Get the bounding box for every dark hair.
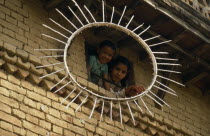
[109,56,132,87]
[99,40,116,52]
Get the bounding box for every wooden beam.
[185,72,209,85]
[95,0,210,71]
[45,0,64,9]
[171,30,188,43]
[144,0,210,44]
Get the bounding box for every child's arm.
[87,56,94,80]
[125,85,145,97]
[103,74,111,91]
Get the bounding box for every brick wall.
[0,0,210,136]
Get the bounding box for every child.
[88,40,116,90]
[108,56,145,97]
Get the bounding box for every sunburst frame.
[35,0,185,125]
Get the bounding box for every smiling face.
[111,63,128,84]
[97,46,115,64]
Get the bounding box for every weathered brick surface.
[0,128,17,136]
[46,114,68,128]
[0,121,13,132]
[23,120,48,135]
[0,0,209,136]
[0,110,21,127]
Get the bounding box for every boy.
[88,40,116,90]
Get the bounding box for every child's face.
[111,63,128,83]
[98,46,115,64]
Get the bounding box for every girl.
[108,56,145,97]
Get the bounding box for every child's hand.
[125,85,145,97]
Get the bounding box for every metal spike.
[50,74,68,90]
[134,100,143,113]
[100,100,104,122]
[62,87,77,105]
[118,6,127,25]
[54,81,72,93]
[110,101,113,121]
[36,62,64,69]
[153,52,169,54]
[56,8,78,29]
[126,101,135,125]
[157,75,185,87]
[146,94,163,107]
[132,23,144,32]
[153,85,177,96]
[126,15,134,28]
[49,18,73,34]
[150,91,171,108]
[42,34,66,44]
[119,102,123,124]
[155,57,178,61]
[140,97,153,117]
[144,35,161,42]
[75,95,88,112]
[40,68,65,79]
[72,0,90,23]
[84,5,96,22]
[34,49,64,51]
[42,24,68,39]
[149,40,172,47]
[68,6,84,26]
[102,0,105,22]
[110,7,115,23]
[138,25,150,36]
[155,80,176,93]
[157,63,182,66]
[66,89,83,109]
[89,98,97,119]
[158,69,181,74]
[39,55,63,58]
